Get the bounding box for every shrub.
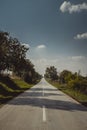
[68,79,87,94]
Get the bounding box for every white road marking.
[43,88,44,96]
[43,105,46,122]
[42,85,44,96]
[42,84,46,122]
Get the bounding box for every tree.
[45,66,58,80]
[0,31,9,72]
[44,67,50,78]
[0,30,42,83]
[0,32,29,74]
[59,70,72,84]
[18,59,42,83]
[8,37,29,74]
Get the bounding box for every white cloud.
[74,32,87,40]
[69,56,85,61]
[60,1,71,13]
[37,44,46,49]
[32,56,87,75]
[60,1,87,13]
[22,43,30,48]
[31,56,87,76]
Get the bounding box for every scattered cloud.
[31,56,87,76]
[37,44,46,49]
[74,32,87,40]
[60,1,87,13]
[22,43,30,48]
[69,56,85,61]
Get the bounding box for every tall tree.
[0,31,9,72]
[45,66,58,80]
[59,70,72,84]
[8,37,29,73]
[0,30,42,83]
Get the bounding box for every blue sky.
[0,0,87,75]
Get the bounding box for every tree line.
[45,66,87,94]
[0,31,42,83]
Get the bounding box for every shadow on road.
[21,91,63,97]
[7,91,87,112]
[31,88,58,91]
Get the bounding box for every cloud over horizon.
[36,44,46,49]
[69,56,86,61]
[31,56,87,76]
[74,32,87,40]
[60,1,87,13]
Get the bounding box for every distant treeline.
[0,31,42,83]
[44,66,87,94]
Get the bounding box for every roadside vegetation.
[44,66,87,107]
[0,74,34,107]
[0,31,42,106]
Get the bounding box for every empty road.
[0,78,87,130]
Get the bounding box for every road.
[0,78,87,130]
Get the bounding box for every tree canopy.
[0,31,42,83]
[45,66,58,80]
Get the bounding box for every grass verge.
[47,79,87,107]
[0,76,34,107]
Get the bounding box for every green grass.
[13,79,33,89]
[47,79,87,107]
[0,76,34,107]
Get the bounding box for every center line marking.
[43,105,46,122]
[42,85,44,96]
[43,88,44,96]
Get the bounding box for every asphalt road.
[0,78,87,130]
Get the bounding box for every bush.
[68,79,87,94]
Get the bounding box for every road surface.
[0,78,87,130]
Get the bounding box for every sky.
[0,0,87,75]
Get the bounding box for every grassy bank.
[47,79,87,107]
[0,75,34,107]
